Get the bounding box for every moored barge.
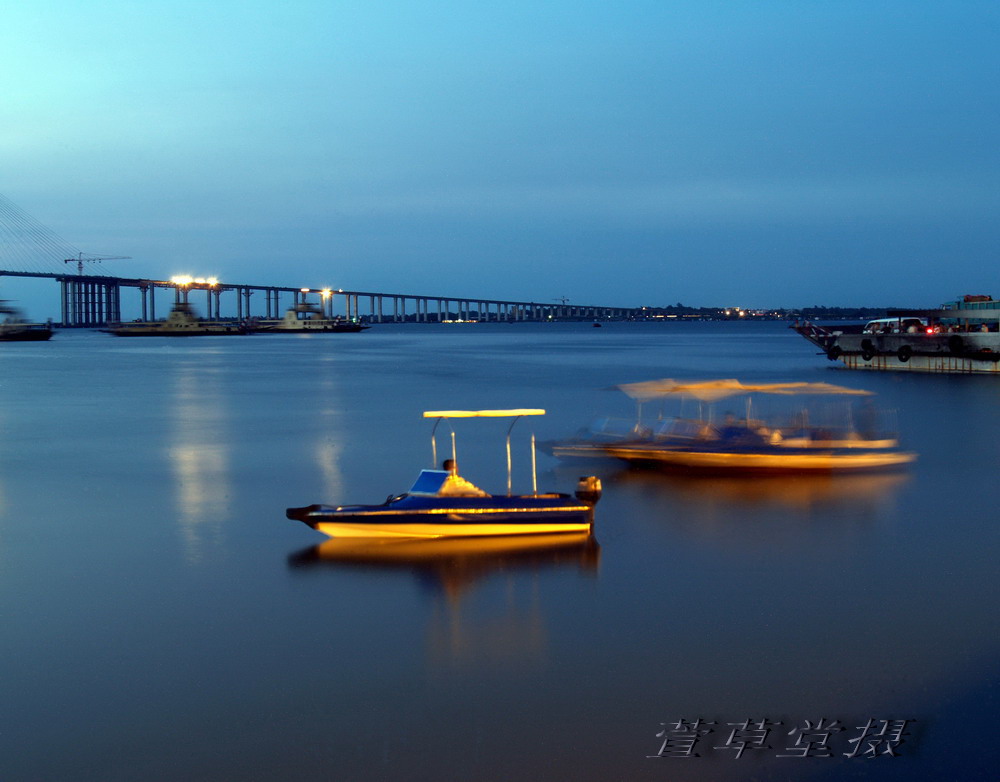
[792,295,1000,374]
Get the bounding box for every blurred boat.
[106,302,252,336]
[287,409,602,538]
[257,302,369,333]
[0,302,53,341]
[550,379,916,474]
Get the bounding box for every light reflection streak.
[169,364,231,564]
[312,372,346,502]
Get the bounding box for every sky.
[1,0,998,316]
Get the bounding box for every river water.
[0,322,995,781]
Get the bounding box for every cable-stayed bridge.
[0,193,635,326]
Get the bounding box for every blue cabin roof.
[408,469,450,496]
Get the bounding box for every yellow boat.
[287,409,602,538]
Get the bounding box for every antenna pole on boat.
[505,415,523,497]
[428,417,458,469]
[430,417,441,466]
[531,433,538,495]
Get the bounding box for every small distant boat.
[548,379,916,473]
[0,302,53,341]
[106,302,252,336]
[287,409,602,538]
[258,303,369,334]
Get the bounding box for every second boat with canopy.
[550,379,916,473]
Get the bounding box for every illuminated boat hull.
[287,496,595,539]
[605,444,916,473]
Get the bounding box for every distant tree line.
[634,304,889,321]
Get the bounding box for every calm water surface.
[0,323,996,781]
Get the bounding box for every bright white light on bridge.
[171,275,219,286]
[300,288,310,293]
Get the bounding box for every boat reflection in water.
[596,466,909,552]
[289,532,600,600]
[289,533,600,667]
[612,468,909,512]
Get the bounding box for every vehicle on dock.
[287,409,602,539]
[0,302,53,341]
[105,302,253,336]
[546,379,916,474]
[792,295,1000,373]
[257,303,369,333]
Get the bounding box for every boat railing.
[584,417,650,440]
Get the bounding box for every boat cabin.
[407,469,489,498]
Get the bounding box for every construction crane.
[63,252,132,275]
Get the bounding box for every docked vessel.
[287,409,602,538]
[547,379,916,474]
[0,302,53,341]
[106,302,253,336]
[792,295,1000,373]
[258,303,369,333]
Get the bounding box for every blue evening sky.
[1,0,997,313]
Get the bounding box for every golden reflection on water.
[290,533,600,667]
[624,470,910,511]
[601,467,910,550]
[169,364,232,564]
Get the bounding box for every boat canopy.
[615,379,874,402]
[423,409,546,418]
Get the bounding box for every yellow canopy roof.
[615,379,873,402]
[423,409,546,418]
